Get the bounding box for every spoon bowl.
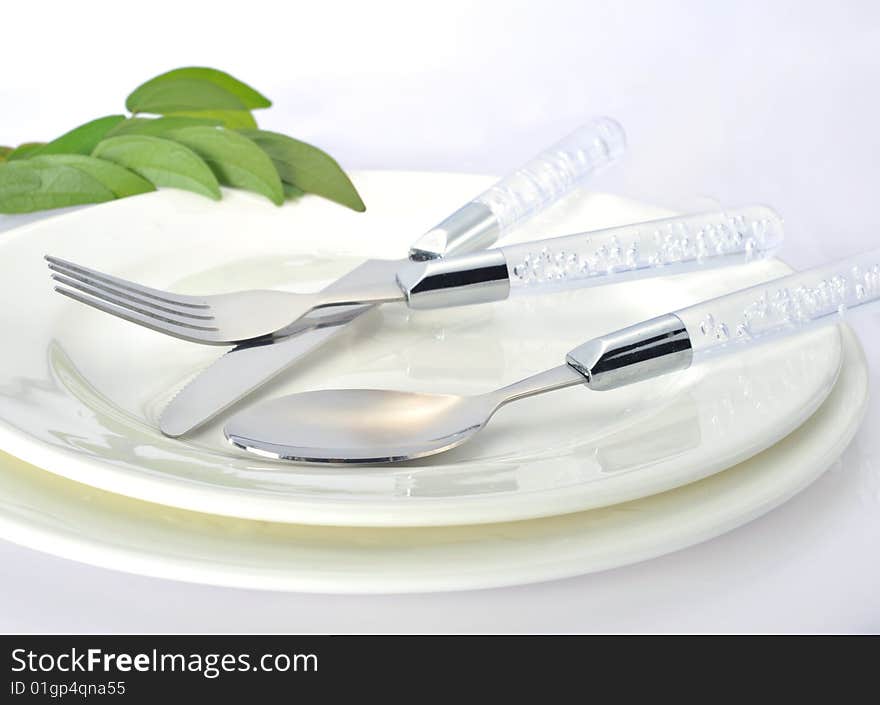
[225,365,585,464]
[225,389,500,464]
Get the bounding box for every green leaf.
[107,116,224,136]
[0,146,11,162]
[238,129,365,212]
[126,67,270,114]
[166,126,283,205]
[127,80,246,114]
[27,154,155,198]
[165,109,257,129]
[283,182,305,201]
[6,142,46,161]
[0,160,115,214]
[29,115,126,157]
[92,135,220,200]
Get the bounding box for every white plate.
[0,327,867,593]
[0,172,842,526]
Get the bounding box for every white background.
[1,0,878,632]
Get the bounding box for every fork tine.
[45,255,209,309]
[53,286,225,344]
[51,274,219,331]
[48,269,215,322]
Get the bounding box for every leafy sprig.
[0,67,365,214]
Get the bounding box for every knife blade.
[159,118,627,436]
[159,259,397,437]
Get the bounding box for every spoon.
[225,250,880,464]
[225,364,585,463]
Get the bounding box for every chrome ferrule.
[566,313,693,390]
[408,202,501,260]
[396,250,511,310]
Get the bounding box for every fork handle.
[502,205,782,292]
[566,249,880,390]
[397,206,783,309]
[408,118,626,260]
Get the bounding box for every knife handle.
[565,249,880,390]
[408,118,626,260]
[398,206,784,309]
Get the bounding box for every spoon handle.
[566,250,880,390]
[676,249,880,361]
[409,118,626,260]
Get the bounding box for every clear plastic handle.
[676,249,880,361]
[409,118,626,259]
[503,205,784,293]
[475,117,626,232]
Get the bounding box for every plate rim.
[0,327,868,594]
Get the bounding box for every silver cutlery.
[224,249,880,464]
[161,205,782,437]
[47,204,781,345]
[55,119,630,436]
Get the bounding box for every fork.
[46,206,784,345]
[46,255,375,345]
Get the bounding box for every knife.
[159,118,627,437]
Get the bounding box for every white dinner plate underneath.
[0,172,842,526]
[0,328,867,593]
